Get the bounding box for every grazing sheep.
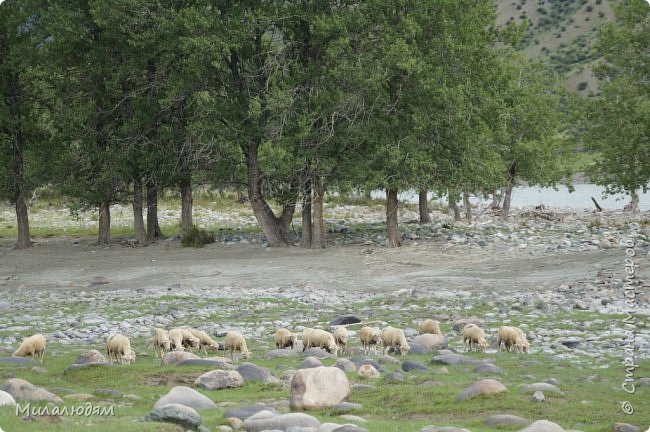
[187,328,220,354]
[419,319,442,335]
[12,334,46,364]
[462,324,487,352]
[223,331,249,362]
[333,327,349,355]
[359,326,382,355]
[497,326,529,353]
[381,326,410,356]
[168,328,200,352]
[152,328,171,358]
[274,328,297,350]
[302,328,338,355]
[106,333,136,364]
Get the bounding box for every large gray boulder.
[242,410,320,432]
[161,351,199,366]
[1,378,63,403]
[0,390,16,407]
[290,366,350,410]
[195,370,244,390]
[413,334,448,351]
[153,386,217,410]
[237,363,280,384]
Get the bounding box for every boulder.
[243,410,320,432]
[401,360,430,372]
[334,358,356,373]
[457,379,507,401]
[290,366,350,410]
[300,356,323,369]
[0,389,16,407]
[613,423,640,432]
[485,414,529,426]
[1,378,63,403]
[195,370,244,390]
[519,383,563,394]
[432,354,484,366]
[161,351,199,366]
[237,363,279,384]
[357,364,380,379]
[474,363,503,374]
[329,315,361,326]
[223,404,278,420]
[148,403,202,429]
[519,420,565,432]
[413,334,447,351]
[74,350,107,364]
[153,386,217,410]
[176,358,235,369]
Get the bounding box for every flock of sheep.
[9,319,529,365]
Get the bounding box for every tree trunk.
[246,142,294,247]
[418,189,431,224]
[463,191,472,223]
[12,126,31,249]
[180,174,193,235]
[502,182,514,220]
[301,176,312,248]
[9,75,31,249]
[448,188,461,221]
[624,191,640,213]
[146,180,163,242]
[501,161,516,220]
[97,201,111,244]
[311,174,326,249]
[386,188,401,248]
[489,189,502,210]
[132,177,146,245]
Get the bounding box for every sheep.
[462,323,487,352]
[152,328,171,358]
[332,327,349,355]
[106,333,136,364]
[168,328,200,352]
[419,319,442,335]
[380,326,410,356]
[187,328,220,354]
[223,330,249,362]
[497,326,529,353]
[302,328,338,355]
[274,328,297,350]
[359,326,382,355]
[12,334,46,364]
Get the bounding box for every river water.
[375,184,650,212]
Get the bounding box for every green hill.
[496,0,617,95]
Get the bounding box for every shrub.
[181,225,216,248]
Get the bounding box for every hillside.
[496,0,618,95]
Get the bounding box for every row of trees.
[1,0,647,249]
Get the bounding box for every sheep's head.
[161,338,171,351]
[125,350,136,363]
[327,341,339,354]
[290,334,298,345]
[241,350,250,360]
[400,342,411,355]
[515,338,529,353]
[189,336,200,348]
[478,337,488,352]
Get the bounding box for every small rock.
[532,391,545,403]
[485,414,529,426]
[458,379,507,401]
[161,351,200,366]
[331,425,368,432]
[243,411,320,432]
[357,364,380,379]
[148,403,202,429]
[73,350,107,365]
[90,276,111,286]
[237,363,279,384]
[520,383,563,394]
[420,426,471,432]
[334,358,356,373]
[413,334,447,351]
[519,420,565,432]
[331,402,363,413]
[401,360,430,372]
[195,370,244,390]
[0,378,63,403]
[432,354,484,365]
[176,358,235,369]
[154,386,217,410]
[613,423,640,432]
[223,404,278,420]
[300,356,323,369]
[474,363,503,374]
[329,315,361,326]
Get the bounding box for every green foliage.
[584,0,650,195]
[180,225,215,248]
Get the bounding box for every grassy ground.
[1,293,648,431]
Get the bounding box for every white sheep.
[223,330,249,362]
[12,334,46,364]
[332,327,349,356]
[274,328,297,350]
[302,328,338,355]
[187,328,220,354]
[359,326,382,355]
[106,333,136,364]
[497,326,529,353]
[168,328,200,352]
[462,323,487,352]
[381,326,410,356]
[419,319,442,335]
[152,328,171,358]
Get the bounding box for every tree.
[586,0,649,210]
[0,0,50,249]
